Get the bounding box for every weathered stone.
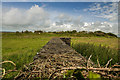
[34,38,77,60]
[60,38,71,46]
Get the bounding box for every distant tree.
[107,33,117,37]
[53,31,57,33]
[16,31,19,33]
[21,31,24,33]
[16,31,20,34]
[88,31,93,34]
[72,30,77,33]
[24,30,29,33]
[34,30,43,34]
[65,31,69,33]
[80,31,87,34]
[88,32,94,36]
[94,31,106,36]
[23,30,32,33]
[94,31,103,33]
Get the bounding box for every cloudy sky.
[2,2,118,34]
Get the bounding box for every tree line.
[16,30,117,37]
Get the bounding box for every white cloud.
[3,4,50,30]
[55,13,73,26]
[47,23,74,31]
[84,21,118,34]
[2,3,118,35]
[84,2,118,22]
[55,13,84,28]
[73,16,83,26]
[44,20,118,35]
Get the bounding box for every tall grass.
[72,43,118,66]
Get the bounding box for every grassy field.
[71,37,118,49]
[2,32,118,79]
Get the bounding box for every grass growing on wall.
[72,42,118,66]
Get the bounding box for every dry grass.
[71,37,118,49]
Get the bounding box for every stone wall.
[16,37,94,79]
[34,38,77,60]
[60,38,71,46]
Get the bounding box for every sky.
[1,0,119,2]
[1,2,119,35]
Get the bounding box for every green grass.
[2,33,118,79]
[72,42,118,66]
[3,38,50,66]
[2,34,52,78]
